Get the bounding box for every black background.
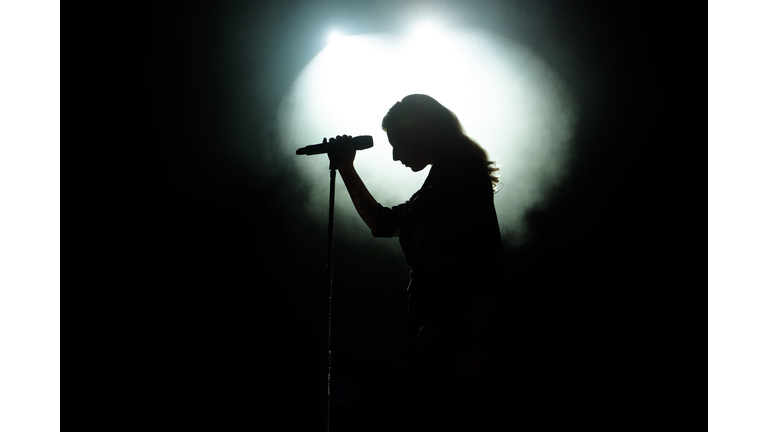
[109,0,694,429]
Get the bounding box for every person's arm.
[325,135,379,233]
[337,162,379,233]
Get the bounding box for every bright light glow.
[328,31,343,44]
[279,29,578,245]
[409,21,443,44]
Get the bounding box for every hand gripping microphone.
[295,135,373,155]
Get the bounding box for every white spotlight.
[410,21,442,43]
[328,31,343,44]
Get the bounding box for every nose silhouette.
[393,147,401,162]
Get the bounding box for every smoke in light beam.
[279,28,578,247]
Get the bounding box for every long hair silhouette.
[381,94,501,191]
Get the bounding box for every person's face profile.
[387,129,430,172]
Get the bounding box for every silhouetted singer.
[325,94,503,432]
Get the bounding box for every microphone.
[295,135,373,155]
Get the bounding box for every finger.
[323,138,328,143]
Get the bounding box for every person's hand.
[455,346,483,383]
[453,329,483,383]
[325,135,356,170]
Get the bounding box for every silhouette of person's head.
[382,95,500,190]
[381,94,455,172]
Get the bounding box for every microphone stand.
[296,138,373,432]
[324,161,337,432]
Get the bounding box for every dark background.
[111,0,693,429]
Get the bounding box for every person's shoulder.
[430,157,490,195]
[447,156,489,183]
[436,154,483,174]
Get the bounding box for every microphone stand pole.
[324,163,337,432]
[296,139,372,431]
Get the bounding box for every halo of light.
[328,31,343,44]
[409,21,443,44]
[279,29,578,244]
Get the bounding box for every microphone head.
[352,135,374,150]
